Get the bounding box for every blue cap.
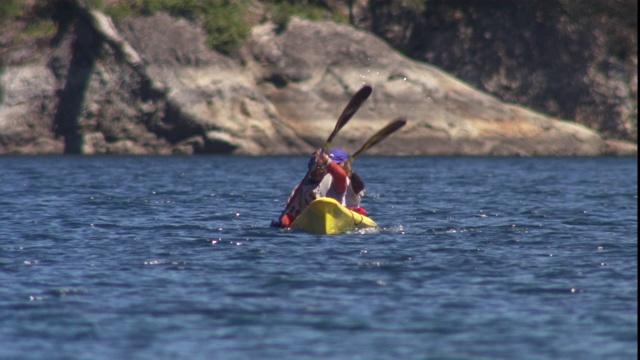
[328,149,349,164]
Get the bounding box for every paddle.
[347,117,407,166]
[294,84,372,184]
[274,85,372,225]
[322,84,373,152]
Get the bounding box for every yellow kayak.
[290,197,377,235]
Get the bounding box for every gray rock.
[243,18,619,156]
[0,11,635,156]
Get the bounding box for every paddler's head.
[327,149,349,164]
[328,148,352,174]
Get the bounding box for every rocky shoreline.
[0,5,636,156]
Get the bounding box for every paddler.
[317,149,367,213]
[270,148,367,228]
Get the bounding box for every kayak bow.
[289,197,377,235]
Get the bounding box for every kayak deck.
[289,197,377,235]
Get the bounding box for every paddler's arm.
[326,160,348,194]
[350,171,365,195]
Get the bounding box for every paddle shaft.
[322,84,372,152]
[295,84,372,182]
[348,118,407,165]
[280,85,373,221]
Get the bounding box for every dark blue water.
[0,156,636,359]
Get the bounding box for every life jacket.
[319,171,365,208]
[317,174,348,205]
[316,174,363,207]
[281,179,320,219]
[277,161,348,224]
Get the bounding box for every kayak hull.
[290,198,377,235]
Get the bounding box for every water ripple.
[0,156,636,360]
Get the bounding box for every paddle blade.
[350,118,407,161]
[324,84,372,150]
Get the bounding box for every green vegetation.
[1,0,56,41]
[22,18,57,38]
[0,0,24,20]
[104,0,212,18]
[3,0,422,55]
[99,1,252,54]
[202,2,251,55]
[265,1,346,32]
[100,0,344,54]
[2,0,348,55]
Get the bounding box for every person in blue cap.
[318,149,366,210]
[271,148,367,228]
